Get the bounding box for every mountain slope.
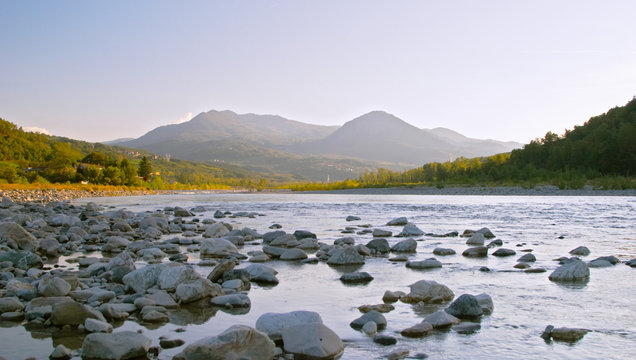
[290,111,521,164]
[120,110,337,149]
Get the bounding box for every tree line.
[0,118,260,189]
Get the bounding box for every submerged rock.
[256,311,323,342]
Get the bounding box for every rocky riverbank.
[0,197,634,360]
[0,188,157,203]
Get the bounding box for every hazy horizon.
[2,0,635,144]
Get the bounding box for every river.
[2,193,635,359]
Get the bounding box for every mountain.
[290,111,521,164]
[118,109,521,181]
[120,110,337,149]
[101,137,134,145]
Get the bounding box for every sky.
[1,0,635,144]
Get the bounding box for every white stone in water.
[362,321,377,336]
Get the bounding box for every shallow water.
[2,193,635,360]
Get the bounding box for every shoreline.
[302,185,636,196]
[1,184,634,204]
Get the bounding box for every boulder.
[518,253,536,262]
[625,259,636,267]
[175,325,274,360]
[358,304,395,313]
[210,293,251,308]
[242,264,279,284]
[340,272,374,284]
[203,223,231,238]
[462,247,488,258]
[200,238,239,258]
[387,217,408,226]
[81,331,151,360]
[366,238,391,253]
[406,258,442,269]
[280,248,308,261]
[139,247,167,262]
[373,335,397,346]
[398,224,424,237]
[492,248,516,257]
[101,236,130,253]
[569,246,590,256]
[122,263,167,294]
[350,310,387,330]
[38,276,72,297]
[159,265,200,291]
[85,318,113,333]
[549,258,590,282]
[547,327,589,342]
[0,250,42,270]
[282,323,345,360]
[49,344,72,360]
[38,238,60,257]
[382,290,405,303]
[391,238,417,253]
[173,206,193,217]
[50,301,106,326]
[105,252,136,283]
[0,297,24,313]
[256,311,323,342]
[293,230,317,240]
[176,279,223,304]
[327,246,365,265]
[424,310,460,328]
[400,321,433,337]
[465,233,485,246]
[372,229,392,238]
[445,294,483,318]
[401,280,454,304]
[433,247,456,256]
[346,216,361,221]
[207,260,235,283]
[362,321,377,336]
[99,303,135,321]
[0,222,36,251]
[475,293,494,314]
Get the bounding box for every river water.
[2,193,635,359]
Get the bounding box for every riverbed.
[2,193,635,359]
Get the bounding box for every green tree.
[138,156,152,181]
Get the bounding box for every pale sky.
[1,0,635,144]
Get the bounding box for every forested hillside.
[293,98,636,190]
[0,118,257,188]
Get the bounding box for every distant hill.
[289,111,521,164]
[119,109,521,180]
[120,110,337,148]
[101,137,134,145]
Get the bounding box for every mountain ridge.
[114,109,522,180]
